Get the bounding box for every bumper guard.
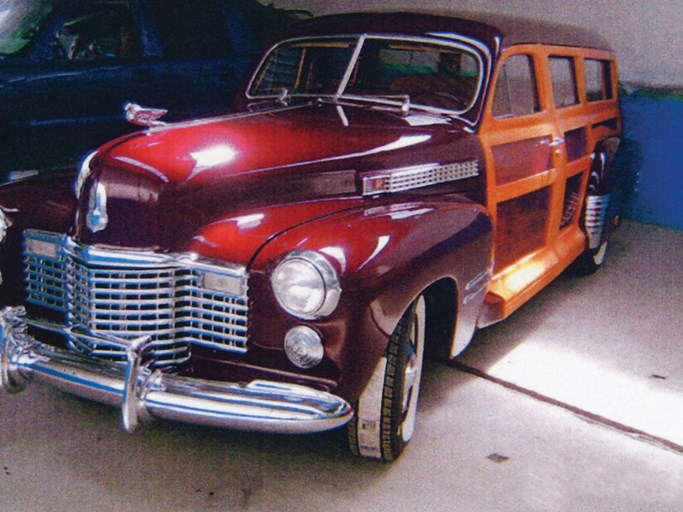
[0,306,352,434]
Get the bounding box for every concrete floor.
[1,220,682,511]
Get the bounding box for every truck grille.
[23,230,249,367]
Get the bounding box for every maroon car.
[0,12,621,461]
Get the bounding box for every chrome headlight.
[74,151,97,199]
[271,250,341,320]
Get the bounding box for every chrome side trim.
[362,160,479,196]
[0,306,353,434]
[585,194,610,249]
[464,268,491,305]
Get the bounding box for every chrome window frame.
[246,32,492,125]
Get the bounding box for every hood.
[98,102,464,184]
[77,102,476,252]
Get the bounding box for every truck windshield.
[249,36,483,114]
[0,0,54,56]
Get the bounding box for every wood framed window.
[549,56,579,108]
[585,59,614,102]
[492,54,540,118]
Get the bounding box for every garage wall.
[276,0,683,88]
[273,0,683,230]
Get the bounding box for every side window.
[492,54,540,118]
[0,1,54,57]
[549,56,579,108]
[53,3,139,61]
[585,59,614,101]
[146,0,233,59]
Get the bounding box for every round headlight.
[285,326,324,369]
[271,250,341,320]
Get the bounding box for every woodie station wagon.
[0,12,621,461]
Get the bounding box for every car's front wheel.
[348,295,426,462]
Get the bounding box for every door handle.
[549,136,565,147]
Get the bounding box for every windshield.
[0,0,54,56]
[249,36,484,113]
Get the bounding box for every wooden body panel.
[478,45,621,324]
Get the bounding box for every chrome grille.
[25,250,68,312]
[178,289,249,349]
[23,230,249,367]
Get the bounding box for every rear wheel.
[573,149,611,276]
[573,239,608,276]
[348,295,426,462]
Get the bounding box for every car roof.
[282,11,614,54]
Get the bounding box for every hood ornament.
[124,102,168,127]
[86,183,109,233]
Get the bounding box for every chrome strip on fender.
[362,160,479,196]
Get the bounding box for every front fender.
[250,196,492,402]
[184,198,362,266]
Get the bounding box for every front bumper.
[0,306,352,434]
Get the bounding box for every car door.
[17,0,143,170]
[478,47,569,320]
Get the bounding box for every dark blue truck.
[0,0,308,180]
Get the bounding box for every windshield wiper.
[333,94,408,109]
[334,94,465,121]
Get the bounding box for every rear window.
[492,54,540,118]
[585,59,613,102]
[549,56,579,108]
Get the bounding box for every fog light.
[285,326,324,369]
